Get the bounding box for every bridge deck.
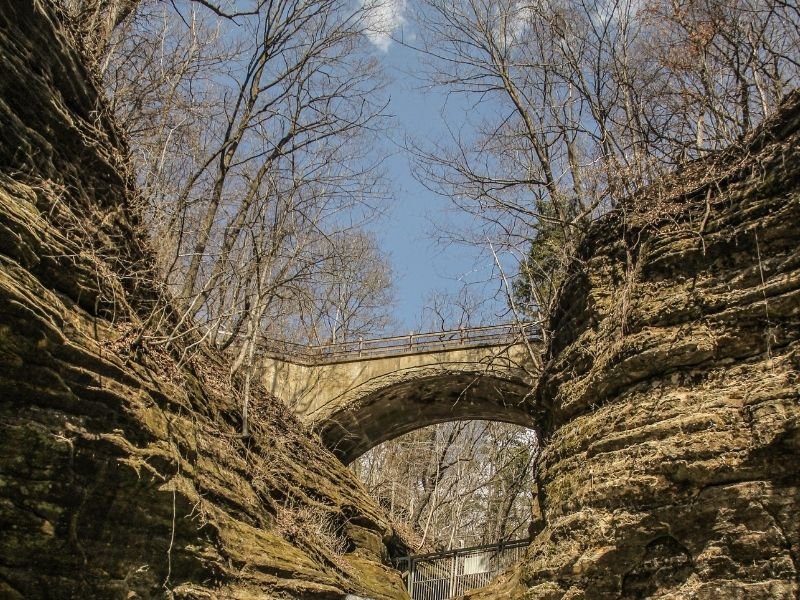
[260,322,540,365]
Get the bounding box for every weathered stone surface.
[261,343,535,462]
[0,2,406,598]
[467,94,800,598]
[263,343,533,423]
[522,94,800,598]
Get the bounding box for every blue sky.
[379,42,449,331]
[374,44,469,333]
[366,29,508,334]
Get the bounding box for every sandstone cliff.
[0,2,407,598]
[471,94,800,599]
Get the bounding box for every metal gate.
[393,539,528,600]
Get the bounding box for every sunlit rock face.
[518,94,800,599]
[0,3,406,598]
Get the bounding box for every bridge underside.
[316,373,535,463]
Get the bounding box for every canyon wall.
[0,2,406,598]
[2,2,799,599]
[484,93,800,599]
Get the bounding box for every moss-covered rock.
[521,94,800,599]
[0,2,406,598]
[469,94,800,599]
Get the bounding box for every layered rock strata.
[0,2,406,598]
[512,94,800,598]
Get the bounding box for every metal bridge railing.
[260,322,540,365]
[393,539,529,600]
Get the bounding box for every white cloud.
[494,1,535,48]
[361,0,407,52]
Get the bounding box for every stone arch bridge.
[260,324,541,462]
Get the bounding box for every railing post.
[260,321,538,363]
[408,558,414,599]
[496,540,503,573]
[450,552,458,598]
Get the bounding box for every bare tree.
[640,0,800,155]
[138,0,389,318]
[408,0,800,320]
[353,421,537,550]
[80,0,395,344]
[288,230,396,345]
[56,0,398,436]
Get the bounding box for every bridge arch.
[259,325,540,463]
[317,367,535,463]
